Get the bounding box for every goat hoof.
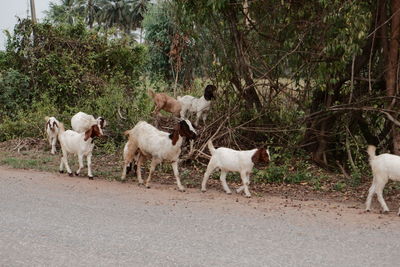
[68,172,73,177]
[226,192,232,195]
[365,209,371,213]
[146,185,151,189]
[201,189,207,193]
[178,188,186,192]
[59,170,64,174]
[88,176,94,180]
[382,210,389,214]
[75,172,79,176]
[245,195,252,198]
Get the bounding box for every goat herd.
[44,85,400,215]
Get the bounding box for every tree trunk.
[225,5,262,109]
[383,0,400,154]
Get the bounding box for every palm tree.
[132,0,150,42]
[86,0,100,28]
[45,0,86,25]
[97,0,134,33]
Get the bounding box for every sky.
[0,0,53,50]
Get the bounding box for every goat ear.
[169,131,179,145]
[84,127,92,141]
[251,148,265,164]
[168,122,182,145]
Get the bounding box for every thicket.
[0,19,150,146]
[2,0,400,188]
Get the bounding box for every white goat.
[57,122,103,179]
[201,140,270,197]
[45,116,60,154]
[178,85,216,126]
[71,111,106,134]
[366,145,400,215]
[121,120,197,191]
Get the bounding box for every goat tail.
[207,140,216,155]
[367,145,376,160]
[147,89,156,99]
[124,130,130,137]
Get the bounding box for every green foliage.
[0,19,149,142]
[142,1,174,79]
[0,69,31,119]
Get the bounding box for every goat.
[147,89,181,117]
[366,145,400,215]
[57,122,103,179]
[178,84,216,126]
[45,116,60,155]
[121,120,196,191]
[201,140,270,197]
[71,111,106,134]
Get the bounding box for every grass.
[0,155,55,172]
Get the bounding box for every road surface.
[1,166,400,266]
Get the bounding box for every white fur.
[366,145,400,215]
[58,123,101,178]
[45,116,60,155]
[201,140,270,197]
[71,111,105,134]
[178,95,211,126]
[121,120,196,191]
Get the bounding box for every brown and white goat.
[201,140,270,197]
[45,116,60,154]
[121,120,196,191]
[148,89,181,117]
[71,111,106,134]
[58,123,103,179]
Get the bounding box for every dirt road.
[1,166,399,266]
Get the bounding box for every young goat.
[121,120,196,191]
[366,145,400,215]
[147,89,182,117]
[178,84,216,126]
[201,140,270,197]
[57,122,103,179]
[71,111,106,134]
[45,116,60,154]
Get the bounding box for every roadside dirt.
[1,137,400,222]
[0,164,399,230]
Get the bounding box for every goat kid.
[45,116,60,154]
[147,89,181,117]
[366,145,400,215]
[58,122,103,179]
[121,120,196,191]
[201,140,270,197]
[178,84,216,126]
[71,111,106,134]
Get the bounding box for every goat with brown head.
[84,124,103,142]
[251,148,270,167]
[169,119,197,145]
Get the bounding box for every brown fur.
[169,120,197,145]
[251,148,270,165]
[84,125,102,141]
[148,89,181,116]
